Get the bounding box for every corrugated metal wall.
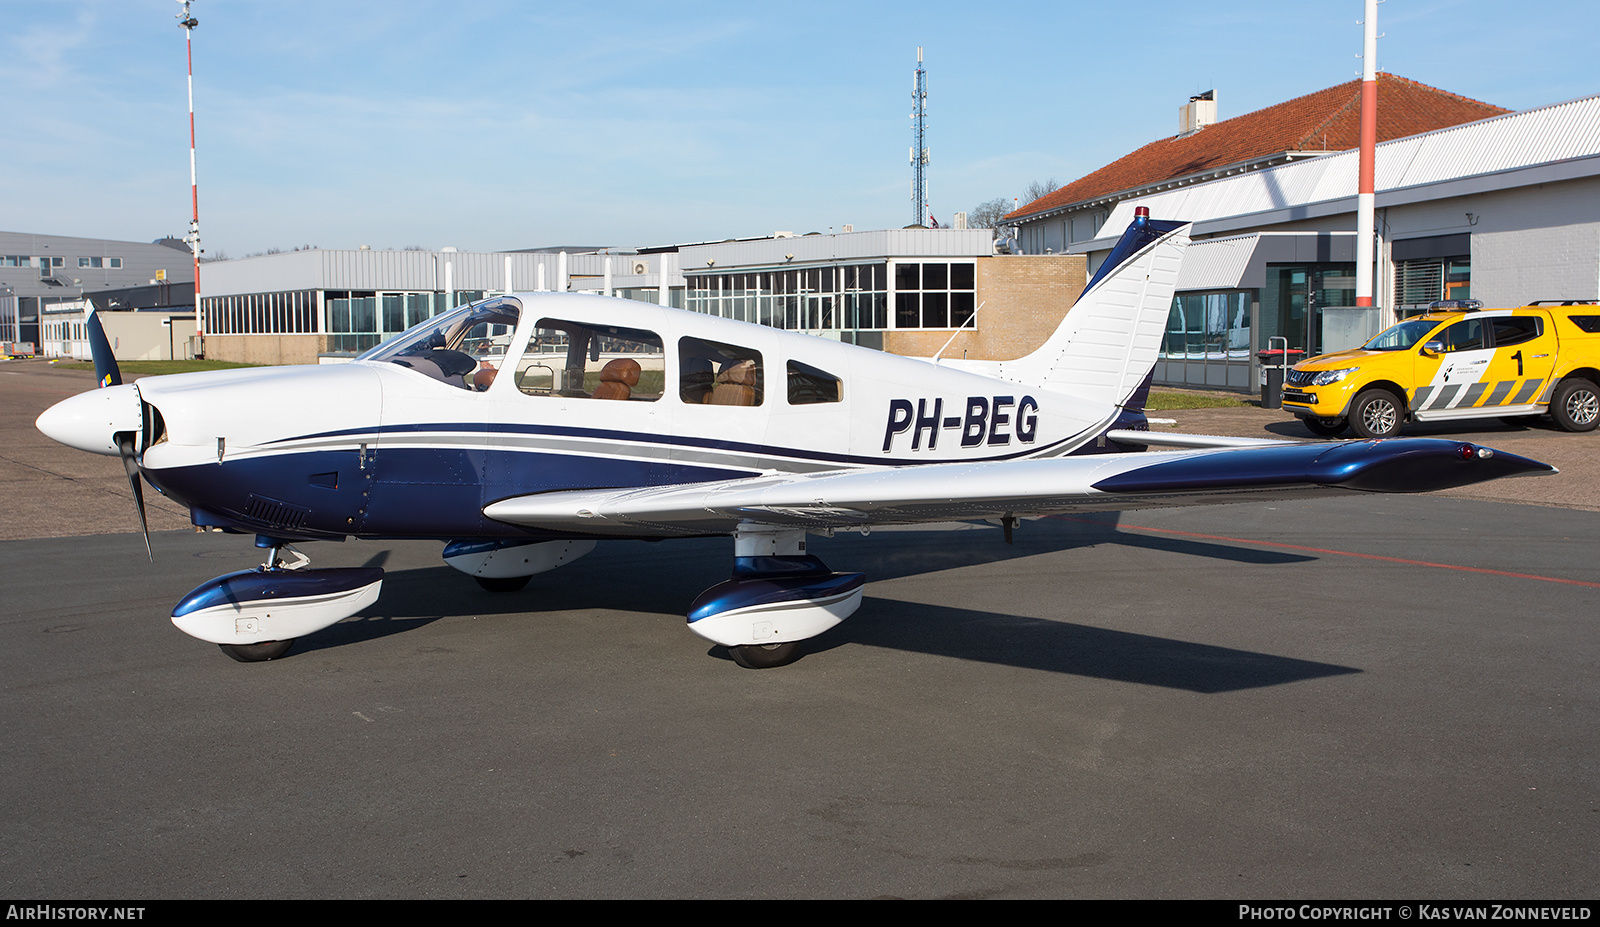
[678,229,994,272]
[202,249,621,296]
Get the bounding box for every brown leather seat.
[593,358,642,401]
[707,359,758,406]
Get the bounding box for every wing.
[483,438,1553,538]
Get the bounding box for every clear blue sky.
[4,0,1597,256]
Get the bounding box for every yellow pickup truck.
[1282,300,1600,439]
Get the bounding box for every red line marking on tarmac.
[1057,517,1600,589]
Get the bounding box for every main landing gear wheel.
[1302,416,1348,437]
[1349,389,1404,439]
[219,639,296,663]
[1551,378,1600,432]
[475,575,532,592]
[728,641,801,669]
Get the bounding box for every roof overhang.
[1006,150,1335,225]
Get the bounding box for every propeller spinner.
[33,312,153,558]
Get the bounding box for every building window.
[893,261,976,329]
[685,264,889,333]
[315,291,482,353]
[1394,257,1470,314]
[1156,290,1254,392]
[201,290,321,341]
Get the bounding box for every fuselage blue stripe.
[267,420,1094,467]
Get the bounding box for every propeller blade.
[87,310,122,388]
[115,433,153,561]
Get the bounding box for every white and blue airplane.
[36,212,1552,667]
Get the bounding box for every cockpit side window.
[363,297,520,391]
[515,318,663,401]
[1436,318,1485,352]
[680,336,763,406]
[787,360,842,404]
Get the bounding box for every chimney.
[1178,89,1217,137]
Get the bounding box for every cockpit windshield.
[1363,318,1441,352]
[359,297,522,390]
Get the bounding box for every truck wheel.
[1349,389,1403,439]
[1551,378,1600,432]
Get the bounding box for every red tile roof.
[1006,74,1508,221]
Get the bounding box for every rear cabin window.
[1489,317,1543,347]
[787,360,842,404]
[1567,315,1600,334]
[680,337,763,406]
[515,319,663,401]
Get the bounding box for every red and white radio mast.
[177,1,203,338]
[1356,0,1379,311]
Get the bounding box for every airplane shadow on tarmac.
[292,511,1352,692]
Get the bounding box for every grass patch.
[52,359,259,375]
[1145,389,1254,410]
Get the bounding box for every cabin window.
[361,297,521,390]
[680,336,763,406]
[1435,318,1485,352]
[1488,317,1542,347]
[515,318,663,401]
[787,360,841,404]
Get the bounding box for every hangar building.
[199,248,683,365]
[0,231,194,353]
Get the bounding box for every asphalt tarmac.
[2,361,1596,899]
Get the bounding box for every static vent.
[244,494,310,530]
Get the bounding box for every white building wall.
[1473,223,1600,306]
[1383,177,1600,306]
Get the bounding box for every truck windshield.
[1363,319,1441,352]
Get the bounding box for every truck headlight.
[1311,368,1356,386]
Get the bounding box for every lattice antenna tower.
[910,47,928,226]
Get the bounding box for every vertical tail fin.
[1004,211,1189,408]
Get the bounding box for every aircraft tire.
[219,639,296,662]
[475,575,532,592]
[729,641,801,669]
[1550,378,1600,432]
[1348,389,1404,440]
[1302,416,1348,437]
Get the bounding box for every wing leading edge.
[482,438,1554,537]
